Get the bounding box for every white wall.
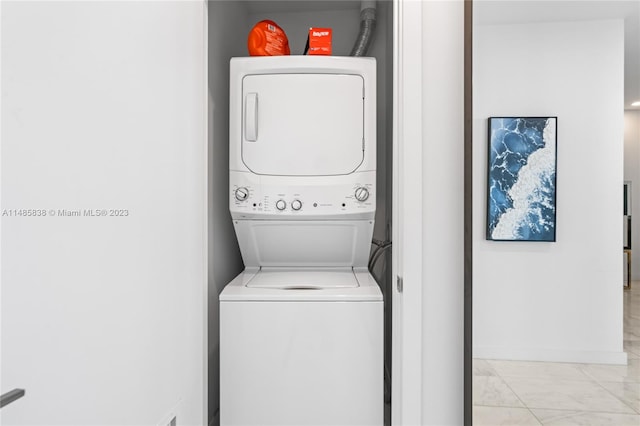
[1,2,207,425]
[207,2,247,425]
[624,110,640,277]
[473,20,625,364]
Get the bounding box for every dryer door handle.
[245,92,258,142]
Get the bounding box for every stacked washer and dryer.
[220,56,382,426]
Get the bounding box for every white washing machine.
[220,57,382,426]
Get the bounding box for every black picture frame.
[486,117,558,242]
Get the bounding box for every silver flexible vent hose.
[350,1,377,57]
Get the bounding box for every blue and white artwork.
[487,117,557,242]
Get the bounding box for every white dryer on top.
[228,56,376,268]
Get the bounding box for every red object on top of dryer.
[247,20,290,56]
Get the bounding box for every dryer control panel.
[230,171,375,220]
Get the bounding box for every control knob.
[355,187,370,202]
[235,187,249,201]
[276,199,287,211]
[291,199,302,211]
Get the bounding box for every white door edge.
[392,0,424,424]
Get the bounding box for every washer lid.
[220,268,383,302]
[246,268,359,289]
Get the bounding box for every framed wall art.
[486,117,557,242]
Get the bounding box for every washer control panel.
[230,171,375,218]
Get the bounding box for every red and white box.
[308,28,332,55]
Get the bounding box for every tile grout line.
[487,361,640,416]
[485,359,542,423]
[472,372,529,410]
[591,379,640,415]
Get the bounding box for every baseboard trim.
[473,346,628,365]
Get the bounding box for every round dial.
[355,187,370,202]
[291,199,302,211]
[275,199,287,211]
[235,187,249,201]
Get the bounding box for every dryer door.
[241,73,364,176]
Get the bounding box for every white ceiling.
[475,0,640,110]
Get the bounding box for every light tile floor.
[473,282,640,425]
